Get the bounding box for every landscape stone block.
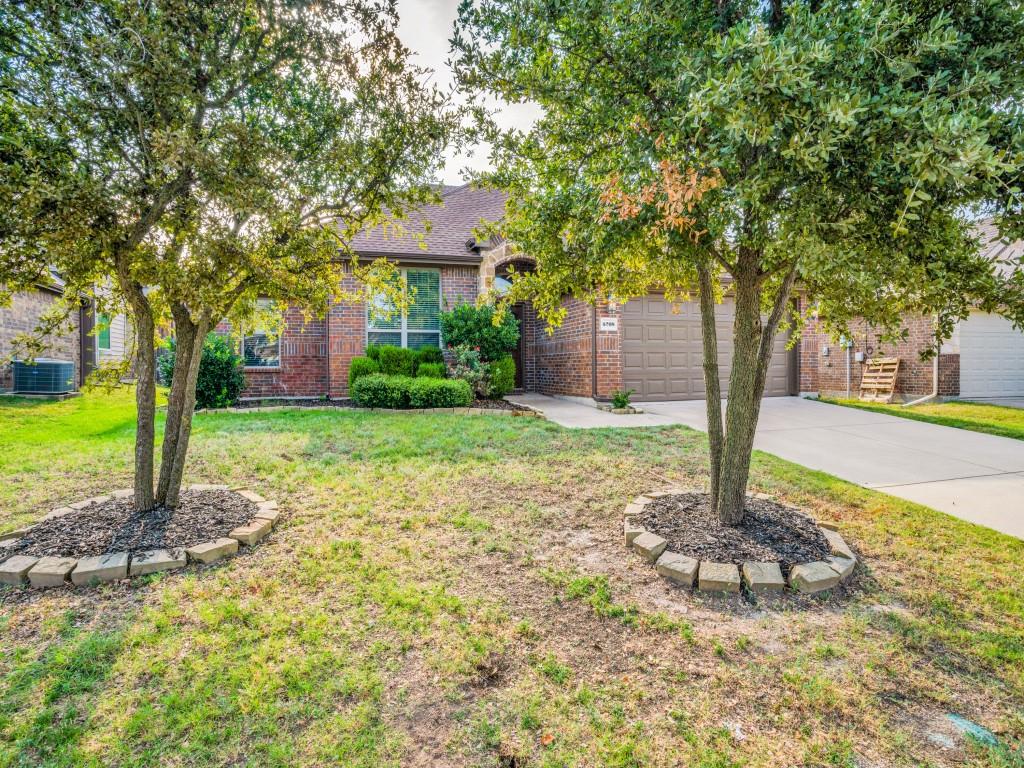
[129,549,186,576]
[631,532,667,563]
[189,483,229,491]
[816,519,841,531]
[623,502,646,518]
[186,538,238,564]
[826,555,856,580]
[789,561,840,593]
[71,552,129,585]
[655,551,698,586]
[254,507,281,526]
[235,489,265,504]
[43,507,74,521]
[698,561,741,593]
[741,562,785,593]
[111,488,134,499]
[28,556,78,587]
[821,529,856,561]
[229,518,272,546]
[0,527,31,542]
[624,519,645,547]
[256,500,279,512]
[0,555,39,585]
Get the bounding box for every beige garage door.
[959,311,1024,398]
[623,295,793,401]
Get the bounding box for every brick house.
[239,186,1024,403]
[0,273,130,393]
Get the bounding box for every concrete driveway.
[510,394,1024,539]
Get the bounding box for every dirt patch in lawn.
[7,489,257,558]
[637,492,831,571]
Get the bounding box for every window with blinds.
[243,298,283,368]
[367,268,441,349]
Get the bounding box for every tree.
[1,0,461,510]
[454,0,1024,524]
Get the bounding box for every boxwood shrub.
[415,362,446,379]
[351,373,471,409]
[408,377,472,408]
[348,356,380,388]
[158,332,245,409]
[487,355,516,398]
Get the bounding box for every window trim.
[366,267,442,350]
[242,300,283,370]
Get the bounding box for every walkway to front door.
[508,394,1024,540]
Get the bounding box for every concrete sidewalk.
[509,393,1024,539]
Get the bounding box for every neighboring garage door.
[959,311,1024,398]
[622,295,793,401]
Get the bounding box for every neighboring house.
[0,273,130,393]
[234,189,1024,403]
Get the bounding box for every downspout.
[326,302,332,400]
[591,304,598,400]
[845,344,851,399]
[904,329,940,407]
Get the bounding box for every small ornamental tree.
[1,0,461,510]
[455,0,1024,524]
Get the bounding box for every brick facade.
[0,288,81,392]
[242,263,481,400]
[797,297,957,399]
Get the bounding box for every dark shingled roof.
[350,184,508,262]
[975,218,1023,278]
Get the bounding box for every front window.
[367,268,441,350]
[243,299,282,368]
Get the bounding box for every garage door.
[959,312,1024,398]
[622,295,793,401]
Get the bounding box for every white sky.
[395,0,541,184]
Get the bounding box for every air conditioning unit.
[13,359,77,394]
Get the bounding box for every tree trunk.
[156,305,197,503]
[696,264,725,509]
[715,257,799,525]
[159,316,210,508]
[130,297,157,512]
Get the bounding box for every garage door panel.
[623,295,792,402]
[959,312,1024,398]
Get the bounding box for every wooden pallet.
[860,357,900,403]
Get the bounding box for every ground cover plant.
[0,390,1022,766]
[822,397,1024,442]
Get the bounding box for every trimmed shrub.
[158,332,245,409]
[415,362,446,379]
[364,344,383,361]
[350,373,413,409]
[375,345,417,376]
[415,346,444,368]
[408,377,473,408]
[351,373,471,409]
[487,355,516,398]
[348,356,380,388]
[440,303,519,361]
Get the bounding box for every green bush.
[415,346,444,367]
[375,345,417,376]
[364,344,383,361]
[350,373,413,408]
[440,303,519,361]
[350,373,471,409]
[348,356,380,388]
[408,377,473,408]
[158,332,245,409]
[487,355,516,398]
[610,388,635,409]
[415,362,446,379]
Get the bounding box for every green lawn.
[821,397,1024,441]
[1,390,1022,767]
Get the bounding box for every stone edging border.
[195,404,544,418]
[597,404,644,415]
[0,486,280,589]
[624,489,857,595]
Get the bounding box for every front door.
[511,304,524,389]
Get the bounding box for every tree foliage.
[1,0,461,509]
[454,0,1024,522]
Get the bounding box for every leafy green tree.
[455,0,1024,523]
[1,0,460,510]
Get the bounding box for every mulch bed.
[7,490,258,558]
[471,398,523,411]
[233,399,357,409]
[637,492,831,571]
